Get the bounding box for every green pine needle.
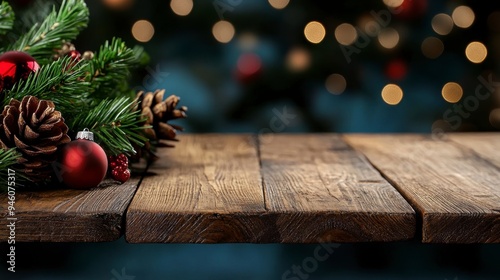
[0,149,22,192]
[0,2,14,37]
[9,0,89,65]
[71,97,149,156]
[86,38,143,99]
[5,56,91,114]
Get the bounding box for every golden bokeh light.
[103,0,134,10]
[378,28,399,49]
[489,108,500,129]
[357,14,381,36]
[421,37,444,59]
[268,0,289,10]
[304,21,326,44]
[442,82,463,103]
[212,20,235,43]
[452,6,475,29]
[383,0,404,8]
[465,41,487,63]
[131,20,155,43]
[381,84,403,105]
[286,47,311,72]
[170,0,193,16]
[432,13,454,35]
[325,74,347,95]
[335,23,358,46]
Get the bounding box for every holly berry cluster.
[109,154,131,183]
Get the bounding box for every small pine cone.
[131,90,187,161]
[136,89,187,142]
[0,96,71,182]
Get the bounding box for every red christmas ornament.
[57,129,108,189]
[0,51,40,92]
[109,153,131,183]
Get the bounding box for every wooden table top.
[1,133,499,243]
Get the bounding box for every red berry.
[68,50,81,61]
[112,168,130,183]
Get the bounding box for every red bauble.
[0,51,40,92]
[57,130,108,189]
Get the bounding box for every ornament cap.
[76,128,94,141]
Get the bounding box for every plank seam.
[123,160,152,241]
[341,134,423,242]
[256,134,269,212]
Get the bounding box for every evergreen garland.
[0,0,165,187]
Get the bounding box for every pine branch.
[8,0,89,65]
[71,97,149,156]
[86,38,143,99]
[0,1,14,46]
[5,56,91,114]
[0,148,22,192]
[15,0,55,34]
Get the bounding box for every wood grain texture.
[126,134,268,243]
[260,134,416,242]
[345,134,500,243]
[0,179,139,242]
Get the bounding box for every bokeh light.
[357,14,381,36]
[452,6,475,29]
[381,84,403,105]
[432,13,454,35]
[421,37,444,59]
[170,0,193,16]
[268,0,289,10]
[212,20,235,43]
[304,21,326,44]
[237,53,262,77]
[465,41,487,63]
[442,82,463,103]
[325,74,347,95]
[335,23,358,46]
[378,28,399,49]
[102,0,134,10]
[383,0,404,8]
[131,20,155,43]
[286,47,311,72]
[489,108,500,129]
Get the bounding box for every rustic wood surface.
[259,134,415,242]
[126,134,268,243]
[344,134,500,243]
[0,179,139,242]
[126,134,416,243]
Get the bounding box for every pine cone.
[0,96,71,182]
[132,89,187,160]
[136,89,187,142]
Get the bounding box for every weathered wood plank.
[126,134,268,243]
[260,134,416,242]
[345,134,500,243]
[448,133,500,168]
[0,179,139,242]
